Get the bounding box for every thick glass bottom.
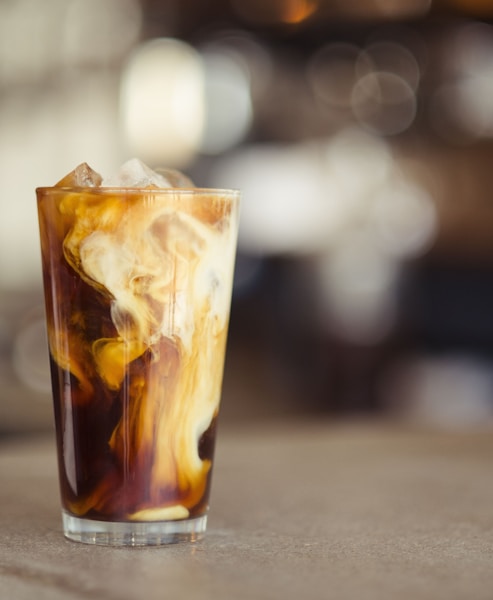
[61,510,207,546]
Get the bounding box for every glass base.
[61,510,207,546]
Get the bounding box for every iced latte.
[36,160,240,545]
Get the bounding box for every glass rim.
[36,186,240,196]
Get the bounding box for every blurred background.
[1,0,493,435]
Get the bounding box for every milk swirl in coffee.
[37,160,239,524]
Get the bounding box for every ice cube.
[55,163,103,188]
[153,167,194,188]
[101,158,191,189]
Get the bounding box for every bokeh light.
[0,0,141,83]
[307,43,363,109]
[322,128,393,204]
[210,143,334,254]
[431,22,493,142]
[199,47,253,154]
[231,0,319,25]
[373,0,431,19]
[120,38,205,168]
[382,355,493,428]
[211,126,436,260]
[0,0,63,84]
[351,71,417,135]
[0,0,141,288]
[316,234,399,345]
[63,0,141,67]
[0,0,491,430]
[334,0,431,20]
[370,178,437,259]
[211,124,437,346]
[356,42,421,91]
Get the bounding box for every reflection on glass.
[13,311,51,394]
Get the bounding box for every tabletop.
[1,419,492,600]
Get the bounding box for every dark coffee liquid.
[50,355,216,521]
[45,263,217,521]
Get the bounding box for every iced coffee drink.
[36,159,240,545]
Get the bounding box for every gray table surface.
[1,420,492,600]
